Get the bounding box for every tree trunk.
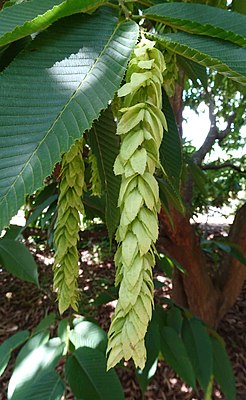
[217,203,246,320]
[158,203,246,327]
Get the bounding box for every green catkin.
[107,39,167,370]
[88,149,101,197]
[53,140,85,314]
[155,24,179,97]
[162,48,178,97]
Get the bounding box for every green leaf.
[10,371,65,400]
[136,311,160,393]
[177,56,208,88]
[25,194,57,226]
[166,306,183,334]
[160,326,196,389]
[144,3,246,47]
[14,331,50,367]
[0,331,29,376]
[213,240,246,266]
[58,319,69,343]
[93,286,118,305]
[2,224,23,240]
[211,335,236,400]
[0,37,31,72]
[88,107,120,241]
[65,347,124,400]
[0,0,106,47]
[33,313,56,334]
[0,238,39,286]
[156,253,173,279]
[160,90,183,190]
[8,337,65,399]
[69,320,107,354]
[149,31,246,85]
[83,192,106,222]
[182,318,213,392]
[232,0,246,15]
[187,158,208,196]
[0,10,139,231]
[157,177,185,214]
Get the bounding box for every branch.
[202,162,245,174]
[192,96,236,166]
[217,112,236,142]
[192,98,218,165]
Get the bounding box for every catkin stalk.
[107,39,167,370]
[53,140,85,314]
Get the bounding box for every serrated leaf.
[160,90,182,190]
[144,3,246,47]
[88,107,120,241]
[8,338,65,399]
[211,336,236,400]
[0,331,29,376]
[182,318,213,391]
[0,10,139,231]
[149,31,246,85]
[177,56,208,88]
[160,326,196,389]
[0,0,106,47]
[10,371,65,400]
[65,347,124,400]
[0,238,39,286]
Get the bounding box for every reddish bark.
[158,203,246,327]
[218,203,246,320]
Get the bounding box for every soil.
[0,226,245,400]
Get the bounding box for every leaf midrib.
[0,20,122,209]
[0,0,106,47]
[149,32,245,79]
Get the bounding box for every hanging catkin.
[53,139,85,314]
[88,149,102,197]
[107,39,167,370]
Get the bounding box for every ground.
[0,225,245,400]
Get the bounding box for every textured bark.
[159,209,221,327]
[158,203,246,327]
[217,203,246,320]
[170,69,185,139]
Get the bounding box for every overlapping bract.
[88,149,102,197]
[162,48,179,97]
[107,39,167,370]
[53,140,85,314]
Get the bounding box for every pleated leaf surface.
[160,90,182,190]
[144,3,246,47]
[88,107,120,241]
[149,31,246,85]
[0,0,106,47]
[0,9,139,231]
